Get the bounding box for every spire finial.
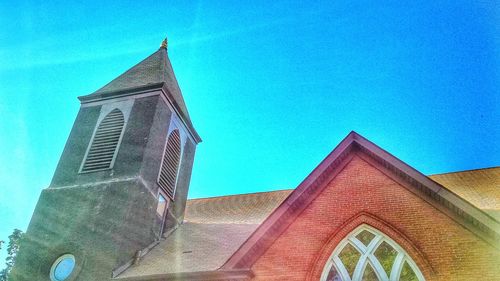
[160,37,168,49]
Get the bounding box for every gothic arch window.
[321,225,425,281]
[80,108,125,173]
[157,129,182,199]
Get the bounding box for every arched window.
[157,129,181,199]
[81,108,125,173]
[321,225,425,281]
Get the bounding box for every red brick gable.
[250,155,500,280]
[221,132,500,281]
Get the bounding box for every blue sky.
[0,0,498,266]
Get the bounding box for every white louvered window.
[158,129,181,199]
[80,108,125,173]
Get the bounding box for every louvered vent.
[81,109,125,172]
[158,129,181,199]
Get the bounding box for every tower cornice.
[78,82,201,144]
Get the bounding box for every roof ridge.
[429,166,500,177]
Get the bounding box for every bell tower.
[11,38,201,281]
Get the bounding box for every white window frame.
[320,224,425,281]
[156,189,170,237]
[49,254,76,281]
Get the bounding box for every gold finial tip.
[160,37,168,49]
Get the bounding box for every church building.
[11,39,500,281]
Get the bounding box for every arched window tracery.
[321,225,424,281]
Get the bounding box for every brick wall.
[250,155,500,281]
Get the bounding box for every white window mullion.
[320,260,334,281]
[404,258,427,281]
[333,256,353,281]
[367,254,390,281]
[366,236,382,254]
[351,254,369,281]
[389,252,405,281]
[349,237,368,254]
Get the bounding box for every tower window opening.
[156,192,168,236]
[80,108,125,173]
[157,129,181,199]
[49,254,76,281]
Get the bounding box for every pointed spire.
[79,36,201,143]
[160,37,168,50]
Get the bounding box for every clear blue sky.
[0,0,498,266]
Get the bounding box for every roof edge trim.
[78,82,201,143]
[352,133,499,229]
[113,269,254,281]
[78,82,165,102]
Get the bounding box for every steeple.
[11,37,201,280]
[80,37,200,142]
[160,37,168,49]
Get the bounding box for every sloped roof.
[430,167,500,221]
[78,46,200,143]
[116,132,500,280]
[116,190,290,280]
[185,190,292,224]
[116,223,257,279]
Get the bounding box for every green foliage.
[0,229,24,281]
[338,243,361,278]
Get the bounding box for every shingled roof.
[430,167,500,221]
[115,132,500,280]
[115,190,291,280]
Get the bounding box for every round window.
[50,254,76,281]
